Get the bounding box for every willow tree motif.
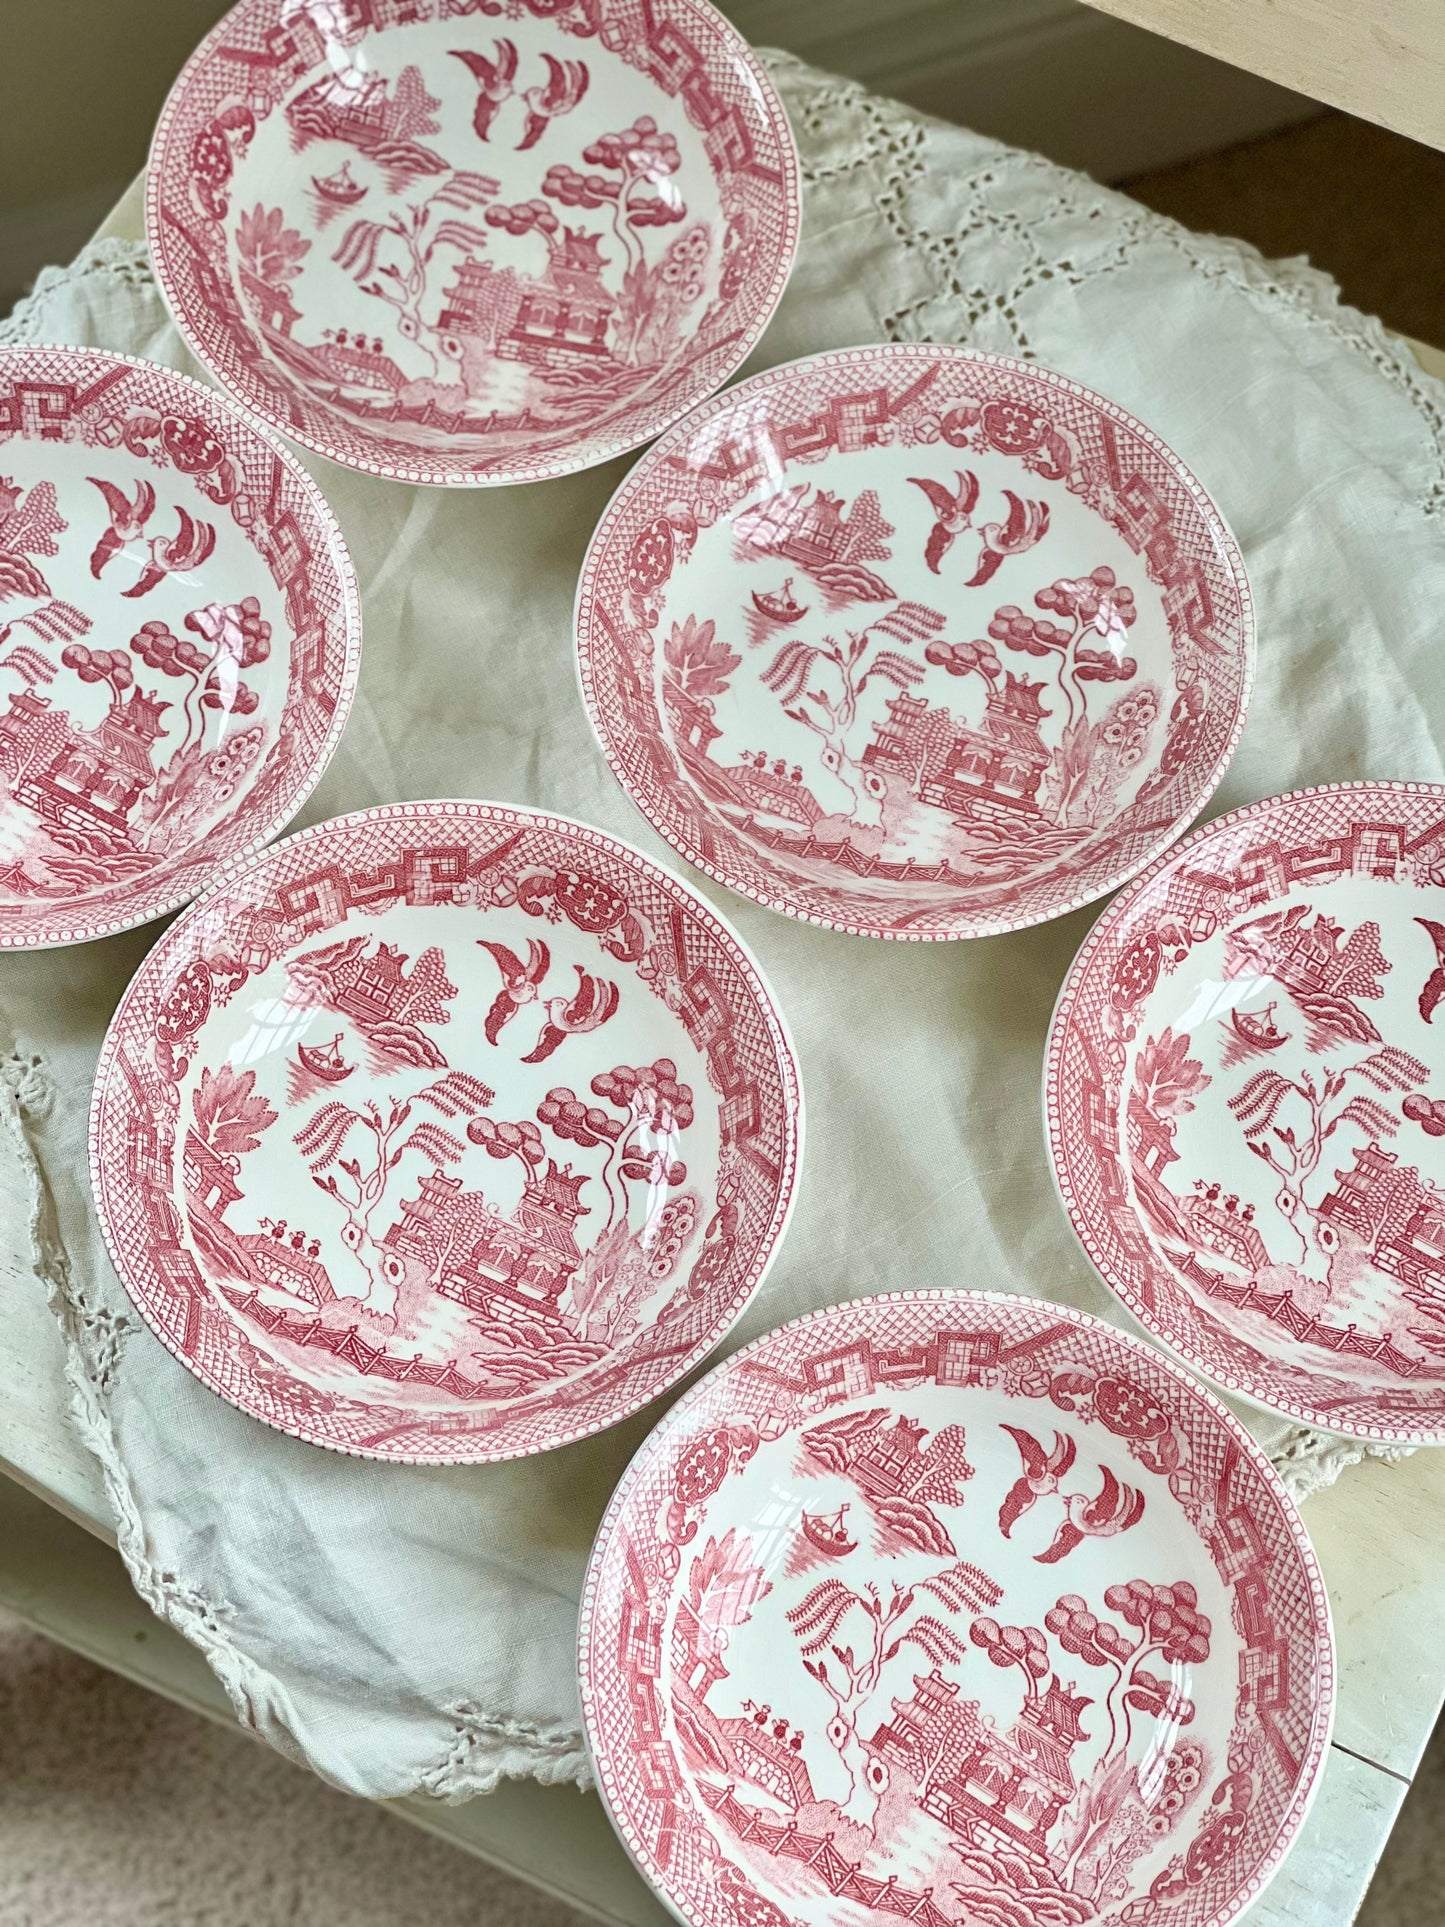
[761,629,923,821]
[294,1088,466,1315]
[1229,1046,1427,1260]
[786,1569,974,1827]
[334,172,499,372]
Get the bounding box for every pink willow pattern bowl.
[580,1291,1333,1927]
[0,346,359,949]
[1047,781,1445,1444]
[576,345,1255,940]
[89,800,802,1461]
[146,0,799,487]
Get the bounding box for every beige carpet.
[0,1609,580,1927]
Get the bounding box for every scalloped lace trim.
[0,236,161,343]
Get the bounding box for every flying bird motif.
[1417,918,1445,1024]
[908,470,979,574]
[477,936,551,1045]
[1034,1464,1145,1565]
[87,476,156,578]
[521,965,620,1064]
[517,53,589,150]
[966,491,1051,588]
[451,40,519,141]
[997,1424,1077,1539]
[121,506,217,599]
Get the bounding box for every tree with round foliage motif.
[1044,1580,1210,1879]
[537,1058,693,1230]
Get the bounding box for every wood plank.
[1235,1742,1406,1927]
[1301,1447,1445,1781]
[1079,0,1445,152]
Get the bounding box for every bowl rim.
[577,1284,1336,1927]
[575,340,1258,941]
[1043,776,1445,1444]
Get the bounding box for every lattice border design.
[145,0,800,487]
[89,800,803,1463]
[576,343,1254,940]
[1046,780,1445,1443]
[579,1290,1334,1927]
[0,345,360,948]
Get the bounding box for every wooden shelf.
[1081,0,1445,152]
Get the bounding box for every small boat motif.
[311,161,367,206]
[799,1503,856,1557]
[1228,1002,1289,1051]
[751,578,808,624]
[295,1032,355,1082]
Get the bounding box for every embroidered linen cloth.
[3,52,1440,1801]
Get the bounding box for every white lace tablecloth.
[3,52,1440,1802]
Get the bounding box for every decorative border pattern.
[579,1289,1335,1927]
[89,800,804,1462]
[1046,780,1445,1443]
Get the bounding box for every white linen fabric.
[1,52,1436,1801]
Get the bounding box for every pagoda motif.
[872,1666,1092,1861]
[863,672,1053,825]
[1228,904,1349,999]
[0,681,170,839]
[852,1415,929,1499]
[1318,1142,1445,1294]
[331,942,410,1024]
[442,229,618,373]
[383,1159,589,1329]
[775,491,850,570]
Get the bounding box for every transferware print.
[578,346,1253,938]
[90,802,802,1460]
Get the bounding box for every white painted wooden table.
[4,189,1445,1926]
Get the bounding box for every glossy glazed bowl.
[578,344,1255,938]
[0,345,359,948]
[147,0,800,485]
[90,799,803,1461]
[582,1290,1333,1927]
[1047,780,1445,1443]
